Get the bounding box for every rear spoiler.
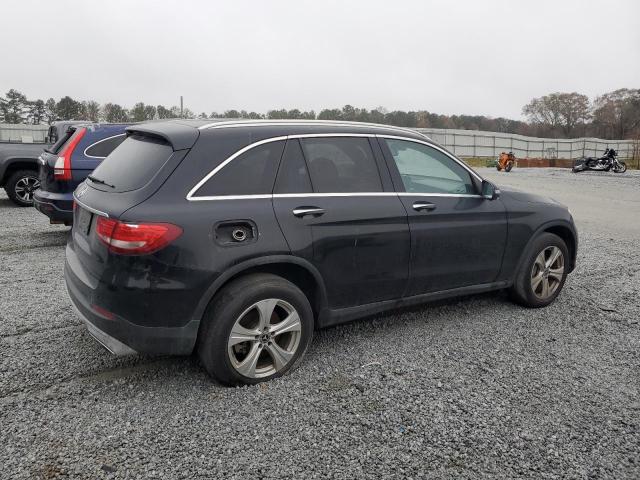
[125,121,199,151]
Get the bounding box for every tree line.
[1,87,638,140]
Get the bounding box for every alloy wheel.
[530,246,565,300]
[227,298,302,379]
[14,176,40,202]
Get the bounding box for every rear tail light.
[95,217,182,255]
[54,128,86,180]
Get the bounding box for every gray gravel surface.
[1,167,639,479]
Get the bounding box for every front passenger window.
[385,139,475,195]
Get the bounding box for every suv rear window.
[89,134,173,192]
[47,127,76,154]
[85,134,126,158]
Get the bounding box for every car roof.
[126,119,431,151]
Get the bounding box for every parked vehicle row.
[0,121,87,206]
[34,123,128,224]
[64,120,578,385]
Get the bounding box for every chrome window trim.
[82,134,127,159]
[189,194,273,202]
[189,192,482,201]
[376,134,484,183]
[186,132,485,201]
[73,196,109,218]
[398,192,482,198]
[185,136,287,200]
[274,192,396,198]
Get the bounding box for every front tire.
[509,233,569,308]
[5,169,40,206]
[197,273,314,386]
[505,162,513,172]
[614,161,627,173]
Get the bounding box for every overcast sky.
[2,0,639,119]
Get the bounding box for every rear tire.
[197,273,314,386]
[496,164,502,171]
[5,169,40,207]
[509,233,569,308]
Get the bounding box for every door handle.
[292,207,325,218]
[412,201,436,212]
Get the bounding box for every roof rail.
[197,119,426,138]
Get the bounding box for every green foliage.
[130,102,157,122]
[27,100,46,125]
[2,89,28,123]
[83,101,101,122]
[56,96,82,120]
[44,98,57,124]
[102,103,129,123]
[156,105,173,119]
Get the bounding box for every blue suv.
[34,123,129,225]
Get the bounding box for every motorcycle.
[496,151,515,172]
[572,148,627,173]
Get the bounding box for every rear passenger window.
[194,140,285,197]
[274,139,312,194]
[85,135,126,158]
[300,137,382,193]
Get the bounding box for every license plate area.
[77,207,94,236]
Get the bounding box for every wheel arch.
[515,220,578,276]
[193,255,328,328]
[1,158,39,186]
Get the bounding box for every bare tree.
[592,88,640,139]
[523,92,590,137]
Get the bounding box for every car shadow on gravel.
[0,229,70,253]
[0,197,19,209]
[320,289,509,332]
[67,290,511,391]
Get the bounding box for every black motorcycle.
[572,148,627,173]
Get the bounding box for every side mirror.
[481,180,500,200]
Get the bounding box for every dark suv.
[65,120,577,385]
[34,123,129,224]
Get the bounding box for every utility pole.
[180,96,184,118]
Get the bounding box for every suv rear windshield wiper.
[87,175,115,188]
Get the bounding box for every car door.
[273,135,410,309]
[378,136,507,296]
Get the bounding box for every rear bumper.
[64,246,200,356]
[33,189,73,224]
[68,293,138,356]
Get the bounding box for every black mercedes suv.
[65,120,577,385]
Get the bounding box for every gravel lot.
[1,167,639,479]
